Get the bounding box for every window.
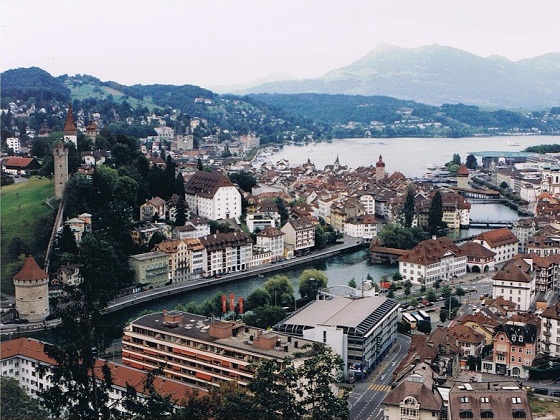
[480,411,494,418]
[512,397,522,404]
[512,347,516,352]
[460,411,474,418]
[460,396,469,403]
[512,411,526,418]
[480,397,490,403]
[526,349,531,355]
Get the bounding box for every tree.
[197,157,204,171]
[245,288,271,311]
[122,367,177,419]
[455,286,466,296]
[244,305,287,329]
[387,289,395,298]
[249,358,303,419]
[427,191,446,236]
[440,309,448,323]
[275,197,289,226]
[465,154,478,170]
[452,153,461,165]
[297,342,350,420]
[0,377,49,420]
[426,290,437,302]
[348,278,357,288]
[173,173,185,200]
[378,224,427,250]
[299,269,328,300]
[403,184,415,228]
[500,181,509,189]
[264,275,294,307]
[440,285,452,299]
[404,285,411,299]
[393,272,403,282]
[229,170,257,193]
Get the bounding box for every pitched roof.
[383,363,442,411]
[459,241,496,258]
[475,227,518,247]
[184,171,235,198]
[13,256,48,282]
[63,104,77,133]
[399,236,465,265]
[492,260,532,283]
[3,157,39,169]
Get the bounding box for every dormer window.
[512,335,517,342]
[518,336,523,342]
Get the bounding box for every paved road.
[349,334,411,420]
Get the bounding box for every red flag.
[238,297,244,314]
[222,295,227,313]
[229,293,235,312]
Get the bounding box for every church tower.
[13,256,50,322]
[375,155,386,181]
[53,142,69,199]
[63,104,78,146]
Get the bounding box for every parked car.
[534,388,548,395]
[550,391,560,397]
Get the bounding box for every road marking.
[368,383,392,392]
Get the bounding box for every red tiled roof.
[3,157,37,169]
[476,227,518,247]
[399,237,465,265]
[13,256,48,282]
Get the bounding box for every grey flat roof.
[279,296,398,334]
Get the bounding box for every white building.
[255,227,285,260]
[491,259,535,312]
[344,214,377,239]
[280,218,315,256]
[540,302,560,357]
[184,172,242,220]
[398,237,467,285]
[6,137,20,153]
[474,228,519,265]
[275,295,399,380]
[198,232,253,276]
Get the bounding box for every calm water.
[111,136,546,326]
[268,136,560,178]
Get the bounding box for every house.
[55,264,82,287]
[280,218,315,256]
[398,236,467,285]
[447,381,532,420]
[6,137,20,153]
[275,295,399,379]
[474,228,519,265]
[344,214,377,239]
[255,227,285,260]
[64,213,92,243]
[0,337,199,413]
[458,241,496,273]
[128,251,169,288]
[382,363,443,420]
[140,197,166,222]
[153,239,190,283]
[2,157,41,176]
[540,301,560,357]
[491,259,535,311]
[198,232,253,276]
[184,171,241,220]
[491,321,538,379]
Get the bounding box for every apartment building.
[122,310,315,389]
[491,321,538,379]
[128,251,169,288]
[281,218,315,256]
[492,259,535,312]
[198,232,253,276]
[540,302,560,357]
[474,228,519,265]
[184,171,241,220]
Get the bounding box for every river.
[110,135,549,326]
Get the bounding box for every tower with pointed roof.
[63,104,78,146]
[53,142,68,199]
[13,256,50,322]
[375,155,386,181]
[456,164,470,189]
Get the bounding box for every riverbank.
[104,238,365,314]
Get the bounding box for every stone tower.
[53,142,68,199]
[13,256,50,322]
[85,120,98,145]
[63,104,78,146]
[456,164,470,189]
[375,155,386,181]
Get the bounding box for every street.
[349,334,411,420]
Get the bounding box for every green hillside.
[1,177,56,294]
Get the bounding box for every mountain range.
[234,44,560,109]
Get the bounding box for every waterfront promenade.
[104,236,364,314]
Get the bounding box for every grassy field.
[1,177,55,293]
[69,84,161,111]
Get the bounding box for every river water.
[111,136,555,326]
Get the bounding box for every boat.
[507,140,521,146]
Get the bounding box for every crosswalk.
[368,383,392,392]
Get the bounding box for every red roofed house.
[13,256,50,322]
[459,241,496,273]
[474,227,519,265]
[2,156,41,176]
[0,337,201,411]
[398,236,467,285]
[184,171,241,220]
[491,259,535,312]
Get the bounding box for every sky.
[2,0,560,89]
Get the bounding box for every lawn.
[1,177,55,293]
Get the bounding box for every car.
[534,388,548,395]
[551,391,560,397]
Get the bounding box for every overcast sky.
[2,0,559,89]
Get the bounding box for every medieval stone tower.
[53,142,68,199]
[376,155,386,181]
[13,256,50,322]
[456,164,470,189]
[63,104,78,146]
